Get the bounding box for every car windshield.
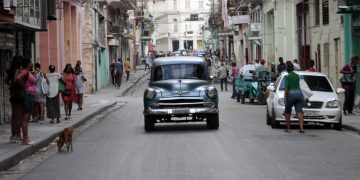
[153,64,206,81]
[278,75,333,92]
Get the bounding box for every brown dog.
[57,128,74,152]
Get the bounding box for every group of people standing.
[6,56,86,145]
[110,58,131,88]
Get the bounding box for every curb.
[0,72,148,171]
[0,102,116,171]
[342,124,360,134]
[121,71,150,96]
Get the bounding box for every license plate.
[304,111,319,116]
[171,109,189,114]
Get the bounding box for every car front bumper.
[274,106,342,123]
[144,107,219,116]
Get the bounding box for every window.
[314,0,320,25]
[185,0,190,9]
[199,1,203,9]
[278,75,333,92]
[153,64,206,81]
[174,24,178,32]
[322,0,329,25]
[173,0,177,9]
[190,14,198,21]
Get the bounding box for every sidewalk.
[0,66,149,171]
[342,108,360,133]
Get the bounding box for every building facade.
[149,0,212,52]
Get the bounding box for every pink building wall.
[38,1,81,73]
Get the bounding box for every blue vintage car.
[143,56,219,131]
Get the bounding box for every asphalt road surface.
[11,80,360,180]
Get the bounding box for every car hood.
[151,79,209,97]
[278,91,339,101]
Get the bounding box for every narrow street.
[8,80,360,180]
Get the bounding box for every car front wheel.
[144,115,155,131]
[207,113,219,129]
[270,108,279,129]
[334,118,342,131]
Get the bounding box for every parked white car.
[266,71,345,130]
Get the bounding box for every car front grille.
[158,99,211,108]
[304,101,323,109]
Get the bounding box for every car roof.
[153,56,206,66]
[280,71,327,77]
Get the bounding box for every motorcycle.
[235,70,255,104]
[249,71,273,104]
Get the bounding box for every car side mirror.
[267,85,275,92]
[336,88,345,94]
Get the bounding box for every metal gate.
[0,49,12,125]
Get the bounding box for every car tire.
[334,118,342,131]
[266,107,271,125]
[144,115,155,131]
[241,95,245,104]
[207,113,219,129]
[270,108,279,129]
[236,93,240,102]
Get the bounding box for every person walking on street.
[340,56,359,115]
[5,55,24,143]
[293,59,301,71]
[75,65,87,110]
[307,59,317,72]
[34,63,49,123]
[277,57,286,75]
[62,64,77,120]
[115,58,124,88]
[110,62,116,86]
[284,62,305,133]
[16,58,36,145]
[218,61,228,91]
[124,57,131,82]
[230,62,239,98]
[46,65,61,124]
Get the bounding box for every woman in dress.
[62,64,76,120]
[34,63,48,123]
[74,65,86,110]
[46,65,62,123]
[16,58,36,145]
[6,55,24,143]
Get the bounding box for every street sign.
[251,23,262,32]
[232,15,250,25]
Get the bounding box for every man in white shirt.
[293,59,301,71]
[240,61,256,75]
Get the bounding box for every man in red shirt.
[307,59,316,72]
[340,56,359,115]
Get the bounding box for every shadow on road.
[145,123,217,133]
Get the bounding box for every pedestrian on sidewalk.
[16,58,36,145]
[62,64,77,120]
[276,57,286,75]
[293,59,301,71]
[340,56,359,115]
[46,65,61,123]
[230,62,239,98]
[110,62,116,85]
[75,65,87,110]
[307,59,317,72]
[34,63,49,123]
[115,58,123,88]
[218,61,228,91]
[5,55,24,143]
[284,62,305,133]
[74,60,82,72]
[124,57,131,82]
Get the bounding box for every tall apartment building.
[148,0,212,52]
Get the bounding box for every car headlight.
[326,100,340,108]
[145,89,156,99]
[278,98,285,106]
[206,87,217,98]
